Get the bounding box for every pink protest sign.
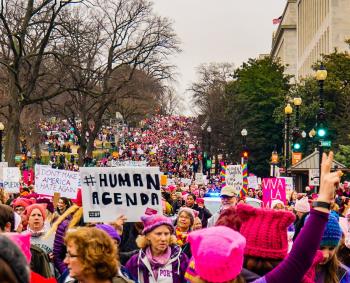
[262,178,287,208]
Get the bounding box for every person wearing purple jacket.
[126,214,188,283]
[184,152,342,283]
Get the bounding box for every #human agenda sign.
[80,166,162,222]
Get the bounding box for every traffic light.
[206,158,212,169]
[241,149,249,159]
[317,124,327,138]
[293,142,301,151]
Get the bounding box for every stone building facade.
[271,0,350,80]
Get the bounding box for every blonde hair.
[44,204,83,238]
[136,234,177,249]
[65,227,119,280]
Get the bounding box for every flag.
[273,16,282,25]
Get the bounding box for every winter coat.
[53,218,70,274]
[125,245,188,283]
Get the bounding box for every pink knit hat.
[236,203,295,259]
[141,214,174,235]
[23,204,47,221]
[295,197,310,213]
[188,226,246,282]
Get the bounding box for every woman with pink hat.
[126,214,188,283]
[185,152,343,283]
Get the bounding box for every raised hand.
[317,151,342,205]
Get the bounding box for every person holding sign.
[126,214,188,283]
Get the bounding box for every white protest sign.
[226,165,243,190]
[80,166,162,222]
[280,177,294,191]
[0,161,8,182]
[110,160,147,167]
[35,165,80,198]
[195,173,205,185]
[309,169,319,186]
[248,176,258,190]
[3,167,21,193]
[180,178,192,186]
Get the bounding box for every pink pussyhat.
[188,226,246,282]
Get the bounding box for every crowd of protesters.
[1,115,350,283]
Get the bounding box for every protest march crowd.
[1,115,350,283]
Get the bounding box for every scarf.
[176,226,189,247]
[145,246,171,280]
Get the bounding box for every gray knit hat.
[0,235,30,283]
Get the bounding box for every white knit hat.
[295,197,310,213]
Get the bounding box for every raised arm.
[264,152,341,283]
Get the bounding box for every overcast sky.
[151,0,287,115]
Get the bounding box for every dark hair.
[244,255,282,276]
[0,257,19,283]
[187,193,196,201]
[0,204,15,232]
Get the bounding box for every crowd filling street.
[0,115,350,283]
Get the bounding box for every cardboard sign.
[226,165,243,190]
[35,165,80,198]
[110,160,147,167]
[262,178,286,208]
[80,166,162,222]
[160,175,167,186]
[3,167,21,193]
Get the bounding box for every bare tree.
[0,0,89,165]
[41,0,180,164]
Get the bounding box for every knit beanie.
[12,198,33,209]
[295,197,310,213]
[236,203,295,259]
[141,214,175,235]
[188,226,246,282]
[95,224,121,243]
[23,204,47,221]
[0,234,30,283]
[320,212,342,247]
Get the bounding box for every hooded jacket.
[125,245,188,283]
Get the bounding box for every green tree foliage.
[335,136,350,168]
[280,50,350,157]
[225,57,291,176]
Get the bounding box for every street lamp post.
[271,145,279,177]
[284,103,293,175]
[207,126,212,179]
[316,64,327,188]
[241,128,248,165]
[292,97,302,164]
[0,122,4,162]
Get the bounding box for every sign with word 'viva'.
[262,178,286,208]
[80,166,162,222]
[35,165,80,198]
